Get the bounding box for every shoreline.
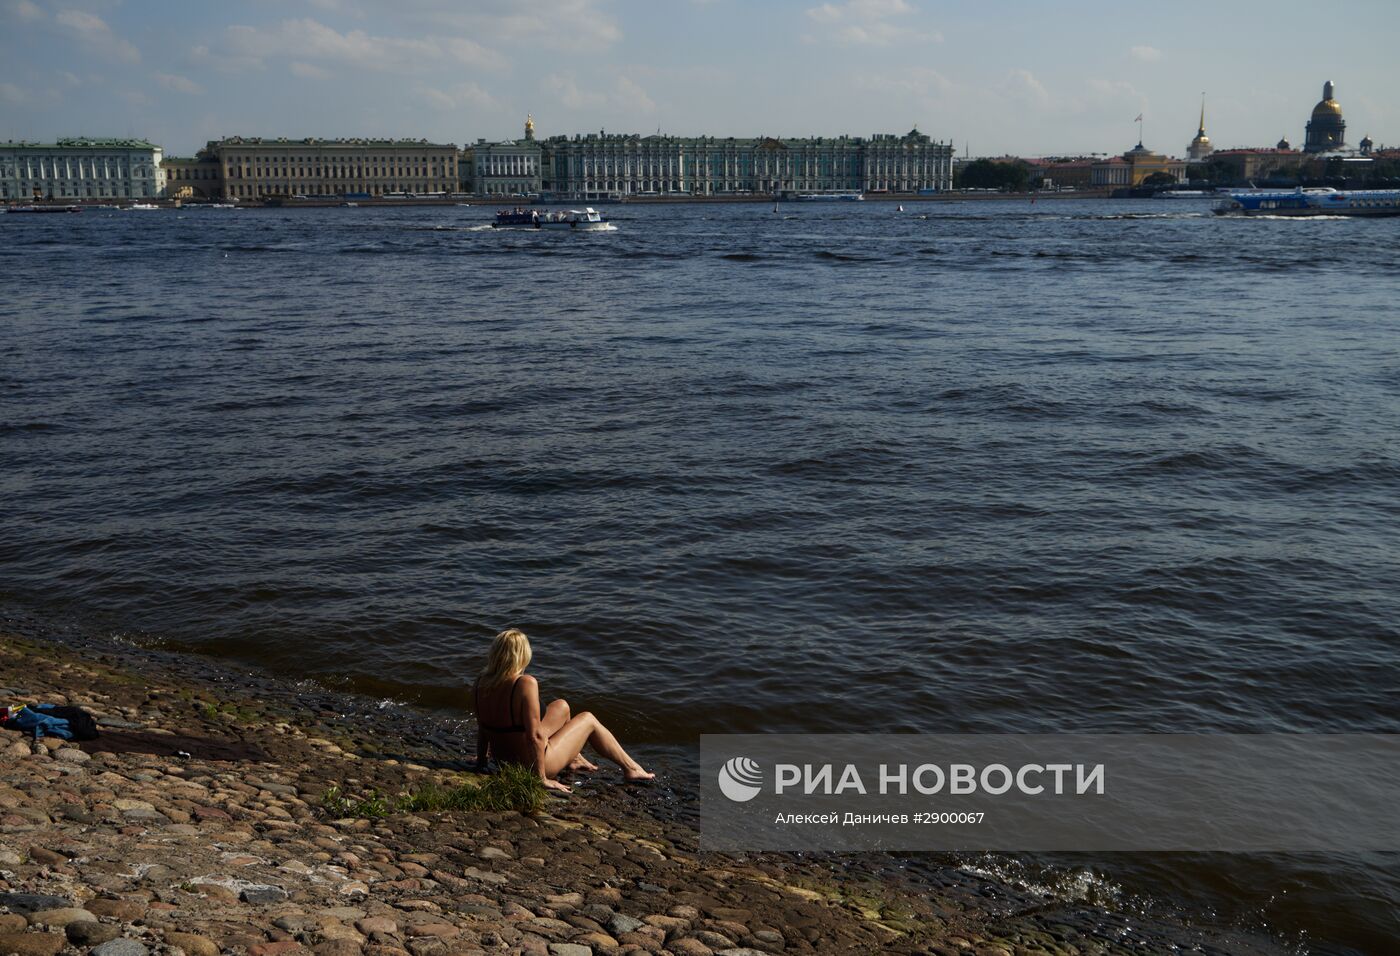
[0,622,1286,955]
[3,191,1118,212]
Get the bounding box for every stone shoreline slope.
[0,635,1277,956]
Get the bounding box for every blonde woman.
[473,628,654,793]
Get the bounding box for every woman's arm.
[519,676,569,793]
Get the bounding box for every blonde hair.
[479,628,532,687]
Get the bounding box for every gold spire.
[524,113,535,140]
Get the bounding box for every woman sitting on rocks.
[473,628,654,793]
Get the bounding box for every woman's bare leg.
[543,712,653,781]
[541,699,597,772]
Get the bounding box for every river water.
[2,200,1397,953]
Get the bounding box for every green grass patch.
[320,763,545,819]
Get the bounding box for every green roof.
[210,136,457,149]
[0,138,160,150]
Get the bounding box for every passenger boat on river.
[1213,187,1400,217]
[492,207,615,231]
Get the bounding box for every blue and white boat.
[493,207,615,231]
[790,191,864,201]
[1213,187,1400,217]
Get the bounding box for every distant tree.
[955,159,1030,191]
[1141,171,1177,186]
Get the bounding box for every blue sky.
[2,0,1397,157]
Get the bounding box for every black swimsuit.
[475,677,527,733]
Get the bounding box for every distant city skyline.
[2,0,1397,157]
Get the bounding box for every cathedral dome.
[1311,80,1343,118]
[1304,80,1346,153]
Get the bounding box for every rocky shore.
[0,633,1280,956]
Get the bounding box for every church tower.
[524,114,536,142]
[1304,80,1346,153]
[1187,95,1213,161]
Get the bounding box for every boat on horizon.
[1213,187,1400,217]
[5,204,82,214]
[789,191,864,202]
[492,207,616,231]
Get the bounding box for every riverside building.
[1091,142,1186,187]
[469,115,543,198]
[206,137,458,199]
[527,125,951,200]
[0,138,163,200]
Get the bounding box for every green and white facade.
[538,128,952,200]
[0,138,164,200]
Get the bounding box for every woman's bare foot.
[623,762,655,783]
[567,754,599,773]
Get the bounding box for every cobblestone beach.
[0,635,1280,956]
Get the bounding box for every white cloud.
[542,72,656,116]
[415,82,495,111]
[803,0,939,45]
[615,75,656,114]
[1000,69,1050,107]
[1130,45,1163,62]
[415,1,621,50]
[219,18,503,73]
[55,9,141,64]
[544,73,607,110]
[155,72,203,95]
[0,82,26,105]
[7,0,42,22]
[289,61,331,80]
[854,66,953,99]
[189,43,262,74]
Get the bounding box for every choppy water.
[2,200,1397,953]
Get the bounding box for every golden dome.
[1311,80,1342,119]
[1193,131,1211,145]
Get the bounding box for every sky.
[2,0,1398,158]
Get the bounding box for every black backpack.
[32,705,100,741]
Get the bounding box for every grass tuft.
[320,763,544,819]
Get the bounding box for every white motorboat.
[494,207,616,231]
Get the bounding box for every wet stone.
[84,900,145,921]
[241,886,290,905]
[608,915,644,936]
[163,933,219,956]
[0,932,66,956]
[0,894,72,914]
[90,939,151,956]
[65,922,121,947]
[27,908,97,928]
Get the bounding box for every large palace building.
[0,138,163,201]
[201,137,459,200]
[462,120,953,200]
[539,127,952,200]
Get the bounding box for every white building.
[0,138,164,200]
[469,116,543,198]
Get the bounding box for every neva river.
[3,200,1398,953]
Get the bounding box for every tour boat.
[128,203,160,211]
[789,190,862,200]
[1213,187,1400,217]
[5,204,82,214]
[493,207,615,231]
